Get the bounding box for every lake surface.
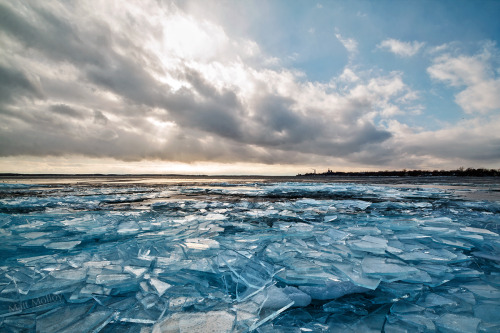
[0,176,499,332]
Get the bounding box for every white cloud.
[427,45,500,114]
[335,32,358,56]
[427,43,453,54]
[387,115,500,168]
[454,80,500,114]
[338,68,359,83]
[378,39,424,57]
[427,54,488,87]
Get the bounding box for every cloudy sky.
[1,0,499,175]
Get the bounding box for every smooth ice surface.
[0,179,499,332]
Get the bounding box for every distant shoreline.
[297,168,499,177]
[0,167,499,178]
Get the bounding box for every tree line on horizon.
[298,167,500,177]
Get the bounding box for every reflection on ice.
[0,181,499,331]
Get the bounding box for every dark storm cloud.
[50,104,86,119]
[85,56,167,108]
[347,122,392,149]
[250,95,319,146]
[163,69,245,140]
[0,2,102,67]
[0,64,44,104]
[93,110,109,125]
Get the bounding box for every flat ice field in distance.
[0,176,499,332]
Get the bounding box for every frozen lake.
[0,176,499,332]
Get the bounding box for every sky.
[0,0,499,175]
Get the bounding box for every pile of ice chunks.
[0,181,499,332]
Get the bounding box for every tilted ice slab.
[0,181,499,332]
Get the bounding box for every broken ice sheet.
[391,311,438,331]
[474,304,500,325]
[332,262,381,290]
[323,297,369,315]
[298,279,369,300]
[348,235,388,254]
[419,293,457,308]
[327,228,349,241]
[349,304,391,332]
[154,310,236,333]
[44,241,81,250]
[60,308,116,333]
[395,248,458,263]
[184,238,220,250]
[1,181,499,331]
[361,256,419,281]
[252,285,311,309]
[461,226,499,237]
[117,221,140,235]
[274,268,343,287]
[249,301,295,331]
[36,303,94,332]
[124,266,147,278]
[19,232,51,239]
[435,313,480,333]
[462,282,500,299]
[149,278,172,297]
[49,268,87,281]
